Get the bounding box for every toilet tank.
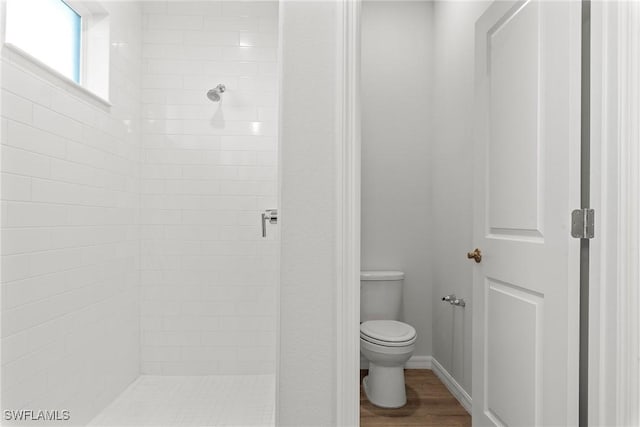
[360,271,405,322]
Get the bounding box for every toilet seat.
[360,320,416,347]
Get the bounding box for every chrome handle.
[261,209,278,237]
[442,294,456,302]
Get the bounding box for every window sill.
[2,42,112,110]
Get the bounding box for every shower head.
[207,84,226,102]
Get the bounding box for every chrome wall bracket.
[442,295,466,307]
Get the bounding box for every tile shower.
[0,1,279,425]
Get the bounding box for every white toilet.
[360,270,417,408]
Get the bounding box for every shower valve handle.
[261,209,278,237]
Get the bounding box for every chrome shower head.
[207,84,226,102]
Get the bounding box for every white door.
[472,1,581,426]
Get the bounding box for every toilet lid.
[360,320,417,346]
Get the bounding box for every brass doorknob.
[467,248,482,263]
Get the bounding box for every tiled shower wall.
[0,3,142,424]
[140,1,279,375]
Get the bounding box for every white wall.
[360,0,433,360]
[277,1,342,424]
[431,0,489,396]
[139,1,279,375]
[0,2,142,424]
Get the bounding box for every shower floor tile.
[89,375,275,427]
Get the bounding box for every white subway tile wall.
[140,1,279,375]
[1,3,142,425]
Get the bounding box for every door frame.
[589,1,640,425]
[335,0,361,426]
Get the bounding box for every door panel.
[488,1,541,237]
[473,1,581,426]
[486,279,542,426]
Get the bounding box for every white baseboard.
[430,357,472,414]
[360,355,432,370]
[405,355,432,369]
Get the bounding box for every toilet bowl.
[360,319,416,408]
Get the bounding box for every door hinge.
[571,209,595,239]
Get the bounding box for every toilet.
[360,270,416,408]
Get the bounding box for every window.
[4,0,110,102]
[6,0,82,83]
